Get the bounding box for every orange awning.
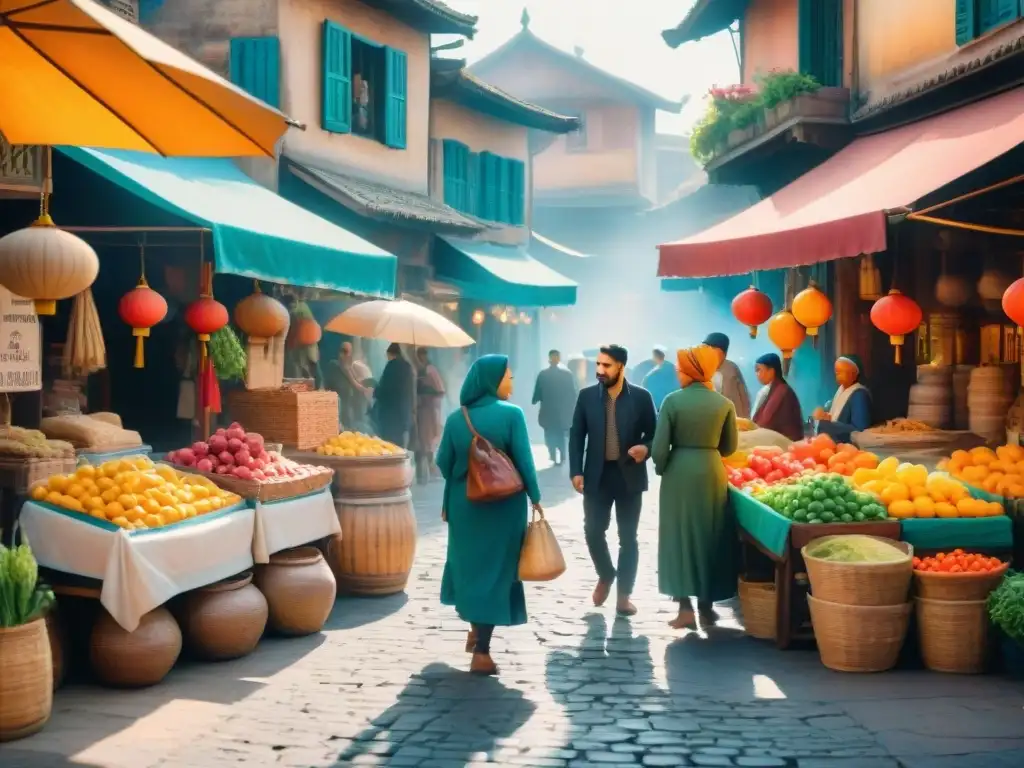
[658,87,1024,278]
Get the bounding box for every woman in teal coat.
[437,354,542,676]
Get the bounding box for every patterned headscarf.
[676,344,721,390]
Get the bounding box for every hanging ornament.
[118,277,168,368]
[870,288,922,364]
[291,317,322,347]
[185,262,228,370]
[731,286,773,338]
[767,310,806,375]
[0,214,100,315]
[858,254,882,301]
[1001,278,1024,327]
[233,281,289,345]
[791,281,832,346]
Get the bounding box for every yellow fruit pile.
[30,456,242,531]
[850,456,1003,519]
[941,445,1024,497]
[315,431,403,458]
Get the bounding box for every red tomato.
[764,470,784,483]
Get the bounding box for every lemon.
[47,475,69,493]
[209,496,223,510]
[76,464,97,480]
[106,501,126,517]
[111,516,132,529]
[117,493,138,510]
[89,508,107,520]
[45,490,63,505]
[30,485,47,502]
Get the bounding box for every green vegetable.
[805,535,907,563]
[0,540,53,627]
[209,325,247,382]
[988,570,1024,644]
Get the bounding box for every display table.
[251,488,340,564]
[18,500,254,632]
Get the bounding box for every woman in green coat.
[652,344,738,630]
[437,354,542,675]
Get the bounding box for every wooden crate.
[226,389,338,450]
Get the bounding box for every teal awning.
[58,147,397,298]
[434,238,576,307]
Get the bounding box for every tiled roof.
[853,30,1024,121]
[661,0,745,49]
[360,0,477,37]
[289,161,485,233]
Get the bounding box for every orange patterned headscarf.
[677,344,721,390]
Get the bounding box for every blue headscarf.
[756,352,784,381]
[459,354,509,407]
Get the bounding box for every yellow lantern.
[767,310,807,375]
[0,215,99,315]
[791,281,833,346]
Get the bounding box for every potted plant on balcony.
[757,70,847,128]
[0,539,54,741]
[989,570,1024,679]
[691,84,763,164]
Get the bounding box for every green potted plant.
[988,570,1024,679]
[755,70,841,128]
[0,539,54,741]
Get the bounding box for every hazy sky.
[442,0,740,135]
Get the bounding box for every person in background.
[326,341,372,432]
[569,344,657,617]
[751,352,805,442]
[652,344,738,630]
[814,354,873,441]
[532,349,578,466]
[372,343,415,447]
[703,332,750,419]
[641,346,680,411]
[436,354,542,676]
[414,347,446,483]
[631,346,661,384]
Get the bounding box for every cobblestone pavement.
[8,449,1024,768]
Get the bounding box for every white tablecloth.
[19,502,256,632]
[251,488,340,564]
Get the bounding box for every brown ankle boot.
[470,652,498,676]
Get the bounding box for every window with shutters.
[798,0,843,88]
[320,20,407,149]
[442,140,469,212]
[230,37,281,108]
[441,147,525,225]
[956,0,1022,44]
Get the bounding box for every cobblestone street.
[7,448,1024,768]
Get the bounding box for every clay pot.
[90,607,182,688]
[328,491,417,596]
[254,547,336,636]
[180,572,268,661]
[0,619,53,742]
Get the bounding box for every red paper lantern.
[731,286,773,338]
[184,294,229,363]
[870,289,922,364]
[117,277,167,368]
[1002,278,1024,326]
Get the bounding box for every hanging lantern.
[117,277,168,368]
[290,317,322,347]
[233,282,289,345]
[731,286,773,338]
[858,254,882,301]
[936,274,972,308]
[0,214,99,315]
[1001,278,1024,327]
[870,288,922,364]
[791,281,833,345]
[185,295,229,364]
[767,310,807,375]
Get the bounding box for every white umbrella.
[325,300,475,348]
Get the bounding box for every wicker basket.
[0,619,53,742]
[737,577,777,640]
[916,597,989,674]
[192,465,333,502]
[0,457,76,495]
[807,595,912,672]
[913,562,1009,601]
[227,389,338,450]
[802,536,913,606]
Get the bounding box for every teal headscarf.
[459,354,509,407]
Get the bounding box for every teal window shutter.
[478,151,495,220]
[466,152,480,216]
[955,0,976,43]
[497,158,512,223]
[978,0,1021,35]
[508,160,526,226]
[229,37,281,108]
[321,21,351,134]
[384,47,408,149]
[798,0,843,87]
[442,140,469,211]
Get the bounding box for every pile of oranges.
[789,434,879,476]
[850,458,1004,519]
[941,445,1024,497]
[913,550,1007,574]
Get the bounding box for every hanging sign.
[0,135,45,195]
[0,286,41,392]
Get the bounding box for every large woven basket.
[227,389,338,450]
[193,466,332,502]
[802,536,913,606]
[737,577,777,640]
[916,597,989,674]
[0,457,76,495]
[0,619,52,742]
[807,595,911,673]
[914,562,1009,601]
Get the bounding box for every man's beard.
[597,370,621,388]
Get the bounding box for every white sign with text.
[0,286,41,392]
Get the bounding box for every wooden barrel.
[327,490,417,596]
[969,366,1014,441]
[330,455,413,495]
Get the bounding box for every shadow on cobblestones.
[332,662,536,766]
[325,593,409,631]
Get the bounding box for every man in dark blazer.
[569,344,657,616]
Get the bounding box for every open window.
[351,37,385,140]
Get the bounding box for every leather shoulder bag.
[462,406,525,502]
